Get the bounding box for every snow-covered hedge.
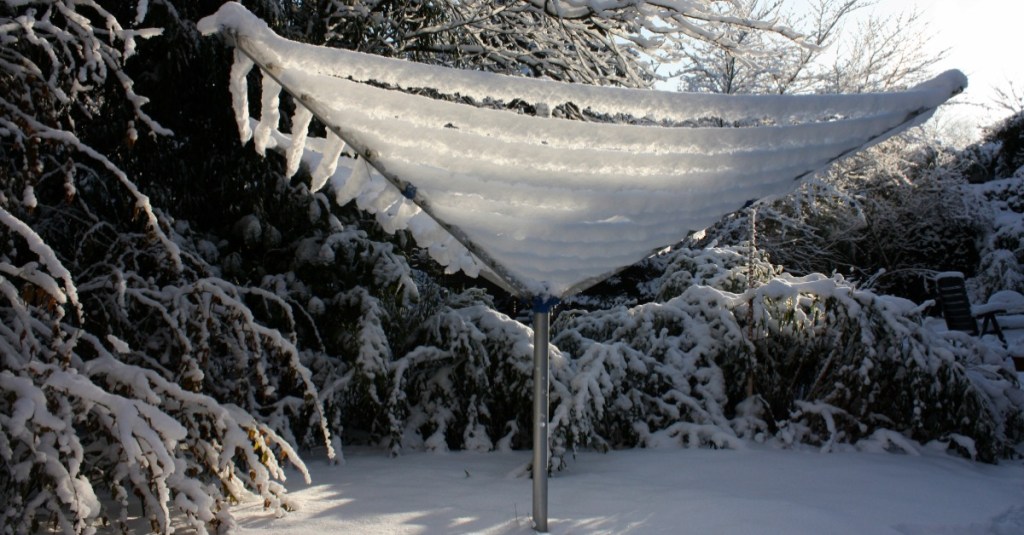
[551,246,1024,463]
[967,110,1024,300]
[973,177,1024,299]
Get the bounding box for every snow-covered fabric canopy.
[199,2,965,299]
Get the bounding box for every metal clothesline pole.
[532,305,550,533]
[531,296,557,533]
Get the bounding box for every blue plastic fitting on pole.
[531,295,560,313]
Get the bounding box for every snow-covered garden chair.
[936,272,1005,342]
[936,272,1024,370]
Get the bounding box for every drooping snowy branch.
[324,0,818,88]
[0,2,338,533]
[1,102,183,271]
[0,0,170,135]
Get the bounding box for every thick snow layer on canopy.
[199,2,966,298]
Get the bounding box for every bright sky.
[664,1,1024,132]
[864,0,1024,127]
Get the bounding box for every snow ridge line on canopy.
[197,3,966,299]
[282,70,920,171]
[196,2,965,126]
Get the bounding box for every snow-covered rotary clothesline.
[198,2,965,299]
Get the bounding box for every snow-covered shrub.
[730,276,1020,462]
[552,295,744,455]
[650,243,779,298]
[215,174,546,458]
[967,113,1024,298]
[547,246,771,457]
[552,247,1024,462]
[296,262,544,456]
[981,111,1024,180]
[0,2,330,533]
[386,295,544,454]
[0,212,323,533]
[692,139,983,302]
[970,175,1019,297]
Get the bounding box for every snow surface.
[148,446,1024,535]
[198,2,967,299]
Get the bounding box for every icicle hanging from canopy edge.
[286,106,313,178]
[218,29,494,291]
[330,158,369,206]
[229,49,254,144]
[254,76,281,156]
[311,133,346,191]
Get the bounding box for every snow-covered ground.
[224,445,1024,535]
[213,313,1024,535]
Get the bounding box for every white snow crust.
[199,2,967,299]
[199,447,1024,535]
